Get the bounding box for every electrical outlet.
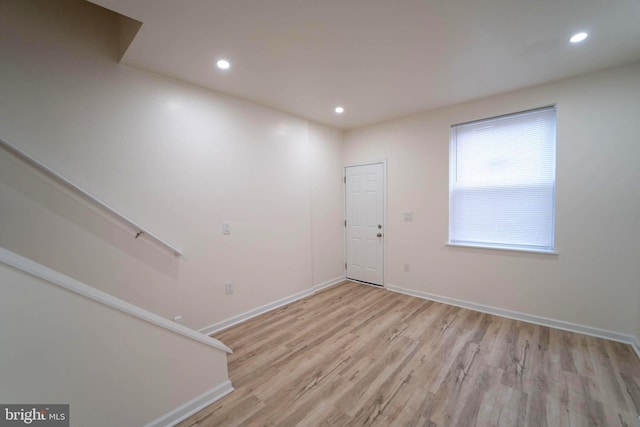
[403,263,410,272]
[225,281,234,295]
[173,315,182,323]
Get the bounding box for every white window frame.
[448,106,557,255]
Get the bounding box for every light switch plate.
[403,212,413,221]
[225,281,234,295]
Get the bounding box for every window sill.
[446,242,558,255]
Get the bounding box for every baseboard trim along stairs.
[200,275,346,336]
[144,380,234,427]
[385,284,640,360]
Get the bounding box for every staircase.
[0,247,233,427]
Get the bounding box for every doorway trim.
[343,159,387,288]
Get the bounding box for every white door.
[345,163,384,286]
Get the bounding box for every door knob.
[377,233,382,237]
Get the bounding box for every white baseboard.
[144,380,234,427]
[386,284,639,350]
[313,275,347,292]
[200,288,314,336]
[200,276,346,336]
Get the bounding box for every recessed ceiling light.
[569,32,588,43]
[216,59,231,70]
[335,106,344,114]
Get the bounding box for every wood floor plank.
[177,281,640,427]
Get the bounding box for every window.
[449,106,556,253]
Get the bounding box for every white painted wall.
[0,0,344,330]
[637,283,640,342]
[344,62,640,336]
[0,256,230,427]
[309,122,346,287]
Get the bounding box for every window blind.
[449,106,556,252]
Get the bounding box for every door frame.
[343,159,388,288]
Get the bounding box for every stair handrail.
[0,138,183,256]
[0,246,231,353]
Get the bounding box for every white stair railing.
[0,138,183,256]
[0,246,229,353]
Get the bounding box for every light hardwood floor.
[178,281,640,426]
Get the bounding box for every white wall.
[637,282,640,341]
[345,62,640,336]
[0,0,344,330]
[0,256,229,427]
[310,122,346,286]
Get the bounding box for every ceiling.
[89,0,640,130]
